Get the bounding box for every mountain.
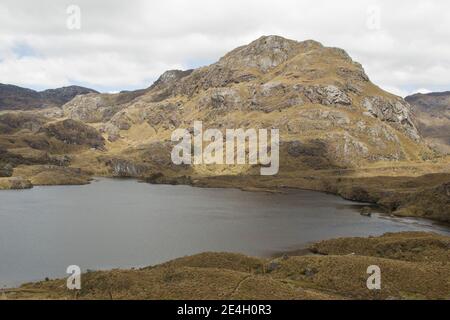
[1,35,449,221]
[64,35,425,171]
[0,84,98,111]
[405,91,450,154]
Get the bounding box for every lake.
[0,178,449,288]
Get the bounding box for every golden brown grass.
[3,232,449,300]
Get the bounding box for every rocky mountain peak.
[151,69,193,89]
[219,35,319,72]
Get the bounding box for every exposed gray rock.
[152,70,194,88]
[298,109,351,125]
[260,81,286,97]
[220,35,302,73]
[303,85,352,106]
[104,158,149,177]
[201,88,241,112]
[333,133,369,164]
[62,94,128,123]
[250,83,305,112]
[109,111,133,130]
[362,96,420,141]
[141,102,182,130]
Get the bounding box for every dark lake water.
[1,178,449,288]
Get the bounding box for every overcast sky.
[0,0,449,97]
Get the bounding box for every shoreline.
[2,172,450,226]
[2,231,450,300]
[1,177,449,290]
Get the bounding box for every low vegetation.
[2,232,449,300]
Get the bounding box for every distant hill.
[406,92,450,154]
[0,84,98,111]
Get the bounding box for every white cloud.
[0,0,449,96]
[414,88,432,95]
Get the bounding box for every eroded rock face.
[303,85,352,106]
[249,83,351,113]
[104,158,150,177]
[362,96,420,141]
[143,102,182,130]
[109,111,133,131]
[298,109,351,125]
[250,82,304,112]
[62,94,128,123]
[199,88,241,114]
[169,37,320,97]
[332,133,369,165]
[151,70,194,89]
[220,35,302,73]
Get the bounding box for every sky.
[0,0,449,97]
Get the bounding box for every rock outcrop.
[362,96,419,141]
[62,93,130,123]
[103,158,150,177]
